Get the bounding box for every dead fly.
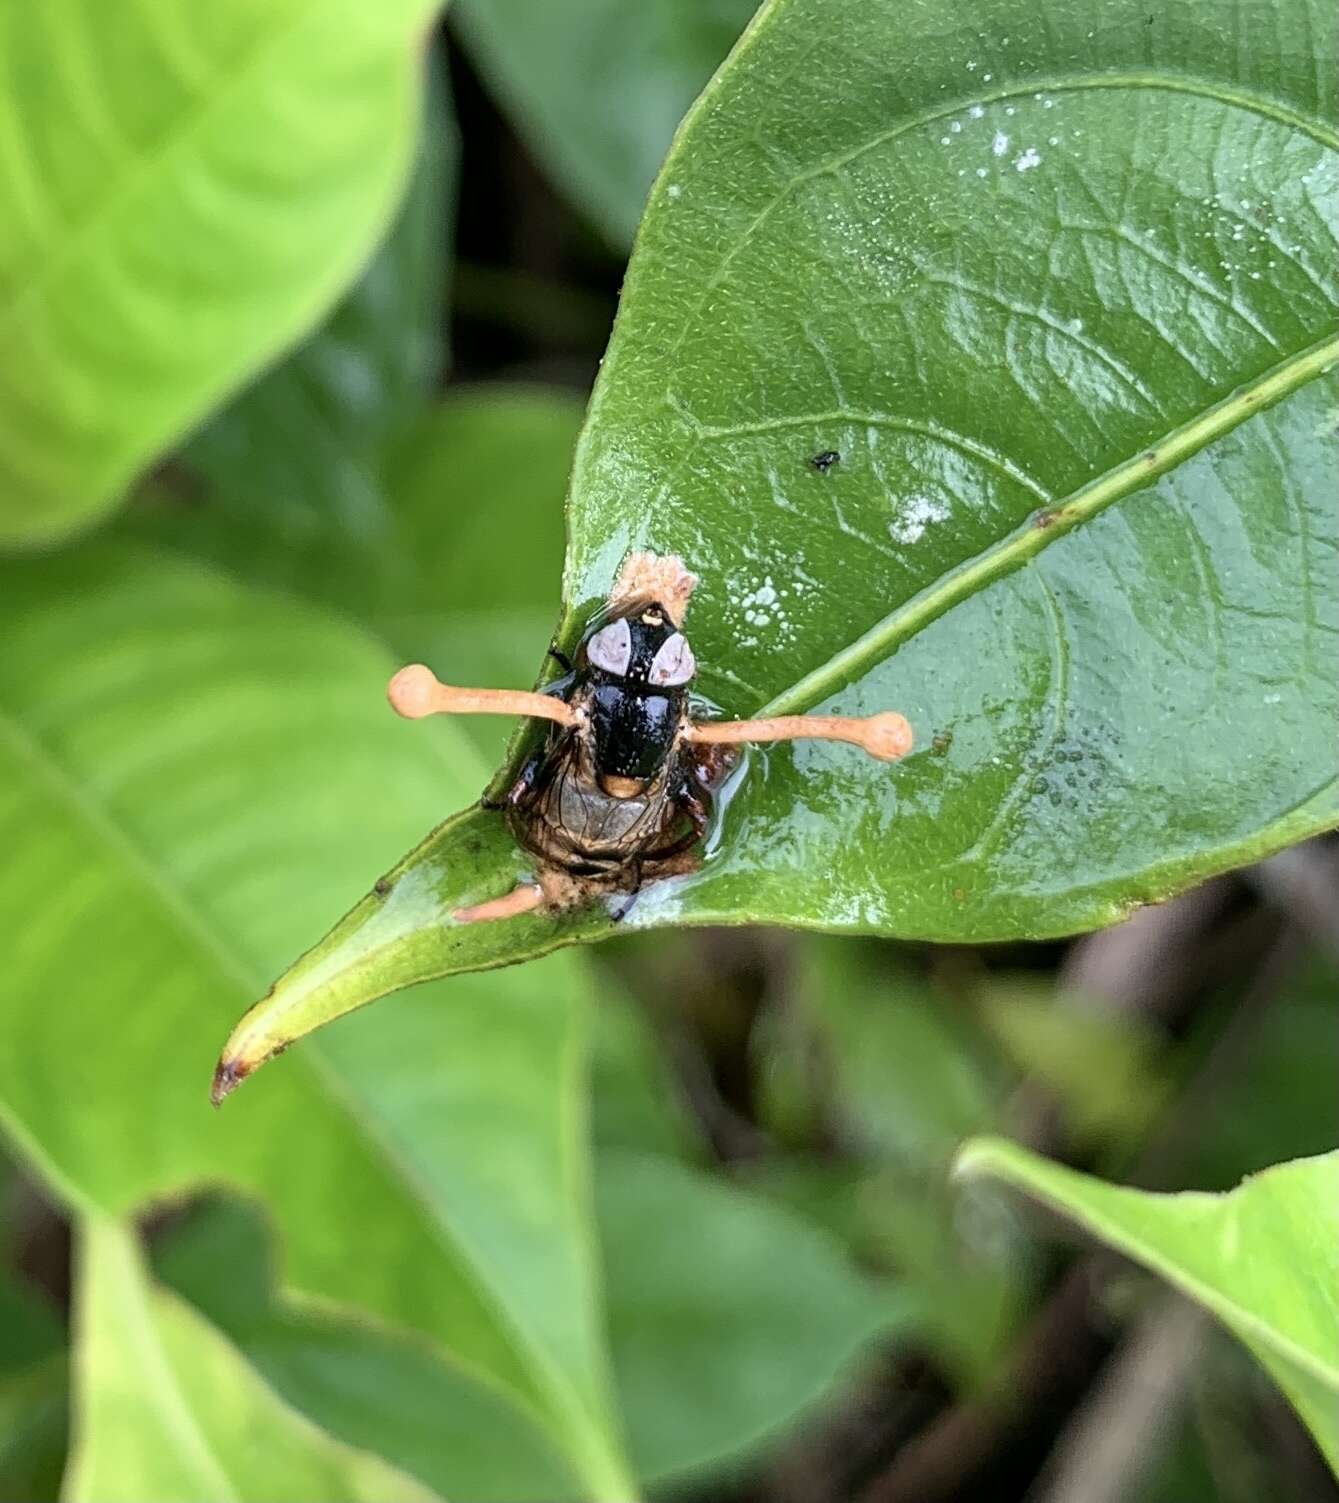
[388,552,913,923]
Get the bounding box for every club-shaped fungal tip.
[387,663,438,719]
[864,712,914,761]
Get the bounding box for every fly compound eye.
[648,631,696,687]
[586,617,633,676]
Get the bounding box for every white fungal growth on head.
[609,551,698,625]
[890,494,950,545]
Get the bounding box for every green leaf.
[66,1213,440,1503]
[177,58,456,541]
[0,0,444,547]
[790,941,996,1166]
[954,1138,1339,1470]
[558,0,1339,940]
[454,0,757,245]
[0,1354,67,1503]
[753,942,1029,1383]
[1181,950,1339,1188]
[597,1151,905,1482]
[0,546,635,1500]
[975,975,1171,1147]
[222,0,1339,1088]
[129,383,581,764]
[153,1197,580,1503]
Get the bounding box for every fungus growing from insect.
[389,551,912,923]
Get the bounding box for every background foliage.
[1,2,1336,1501]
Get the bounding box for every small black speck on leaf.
[931,731,954,755]
[373,877,392,897]
[809,450,840,473]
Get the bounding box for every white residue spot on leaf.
[1014,147,1042,172]
[890,494,950,545]
[969,104,985,119]
[737,576,794,639]
[666,183,682,200]
[992,130,1010,157]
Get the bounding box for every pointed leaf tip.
[209,1055,254,1107]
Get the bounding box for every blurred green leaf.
[0,1203,67,1503]
[131,384,581,761]
[598,1150,906,1482]
[794,943,995,1166]
[1182,951,1339,1188]
[178,58,456,547]
[0,1353,67,1503]
[755,943,1028,1383]
[956,1139,1339,1471]
[0,1271,62,1375]
[0,0,447,548]
[454,0,757,245]
[589,993,704,1159]
[975,975,1171,1147]
[67,1214,440,1503]
[0,546,634,1499]
[558,0,1339,941]
[154,1197,580,1503]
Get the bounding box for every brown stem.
[685,711,912,762]
[388,664,577,727]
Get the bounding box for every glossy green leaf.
[66,1214,439,1503]
[955,1139,1339,1470]
[597,1151,904,1481]
[224,0,1339,1091]
[0,0,443,547]
[558,0,1339,942]
[0,546,635,1500]
[454,0,757,245]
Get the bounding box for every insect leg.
[609,862,643,923]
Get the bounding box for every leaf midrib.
[0,703,596,1473]
[760,332,1339,718]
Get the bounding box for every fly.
[387,552,912,922]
